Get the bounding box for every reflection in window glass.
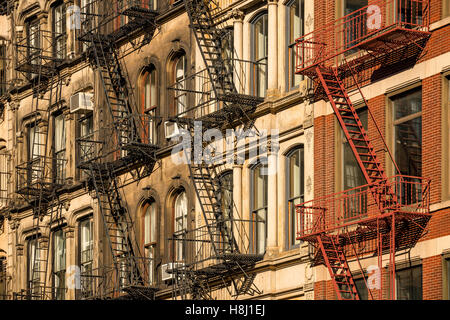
[396,265,422,300]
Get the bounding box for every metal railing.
[295,0,430,74]
[296,175,430,238]
[77,114,157,166]
[16,30,66,74]
[16,156,67,195]
[169,58,266,120]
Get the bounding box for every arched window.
[251,13,268,98]
[140,66,158,144]
[173,53,187,117]
[287,0,304,90]
[173,190,187,261]
[143,199,157,284]
[286,146,304,249]
[250,162,268,255]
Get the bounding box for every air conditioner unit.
[70,92,94,114]
[161,262,185,281]
[164,121,180,139]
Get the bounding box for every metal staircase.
[295,0,432,300]
[76,0,160,300]
[168,0,266,299]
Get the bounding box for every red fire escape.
[295,0,431,300]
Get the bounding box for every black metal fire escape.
[169,0,265,300]
[77,0,160,300]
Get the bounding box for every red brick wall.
[423,255,443,299]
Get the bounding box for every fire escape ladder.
[88,161,146,295]
[315,66,398,213]
[184,0,234,99]
[317,235,359,300]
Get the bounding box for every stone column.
[65,0,76,59]
[232,9,244,93]
[266,140,279,257]
[267,0,279,97]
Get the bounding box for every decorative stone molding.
[230,9,244,22]
[15,244,24,257]
[63,226,75,239]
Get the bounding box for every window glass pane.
[354,277,368,300]
[254,165,268,210]
[253,14,268,97]
[393,89,422,177]
[150,69,157,108]
[175,191,187,232]
[53,229,66,300]
[396,265,422,300]
[288,147,304,247]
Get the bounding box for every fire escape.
[77,0,160,300]
[168,0,265,300]
[295,0,431,299]
[13,14,67,300]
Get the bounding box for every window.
[174,54,187,116]
[77,112,93,179]
[398,0,423,27]
[393,88,422,177]
[140,67,157,144]
[144,200,157,284]
[219,171,233,252]
[80,0,94,52]
[251,13,268,98]
[173,190,187,262]
[52,229,66,300]
[396,265,423,300]
[251,163,268,255]
[343,0,368,52]
[287,0,304,90]
[0,43,6,96]
[54,113,66,184]
[342,108,368,219]
[27,20,40,65]
[28,124,42,184]
[53,2,66,60]
[79,217,93,299]
[27,238,40,297]
[286,147,304,249]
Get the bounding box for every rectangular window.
[446,257,450,300]
[144,202,157,284]
[27,238,40,298]
[396,265,423,300]
[287,0,304,90]
[27,20,40,65]
[54,113,66,185]
[53,2,66,60]
[342,108,368,220]
[77,112,93,179]
[287,147,304,249]
[354,277,368,300]
[251,164,268,255]
[80,0,94,52]
[393,88,422,177]
[252,14,268,98]
[28,125,42,184]
[79,217,93,299]
[53,229,66,300]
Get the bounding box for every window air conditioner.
[161,262,185,281]
[70,92,94,114]
[164,121,180,139]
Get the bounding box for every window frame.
[250,12,268,98]
[52,228,66,300]
[77,215,93,300]
[53,112,66,185]
[286,0,305,91]
[250,162,268,255]
[285,146,304,250]
[142,199,158,285]
[52,1,67,60]
[139,66,158,145]
[172,189,188,262]
[391,87,423,177]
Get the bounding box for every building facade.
[0,0,448,300]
